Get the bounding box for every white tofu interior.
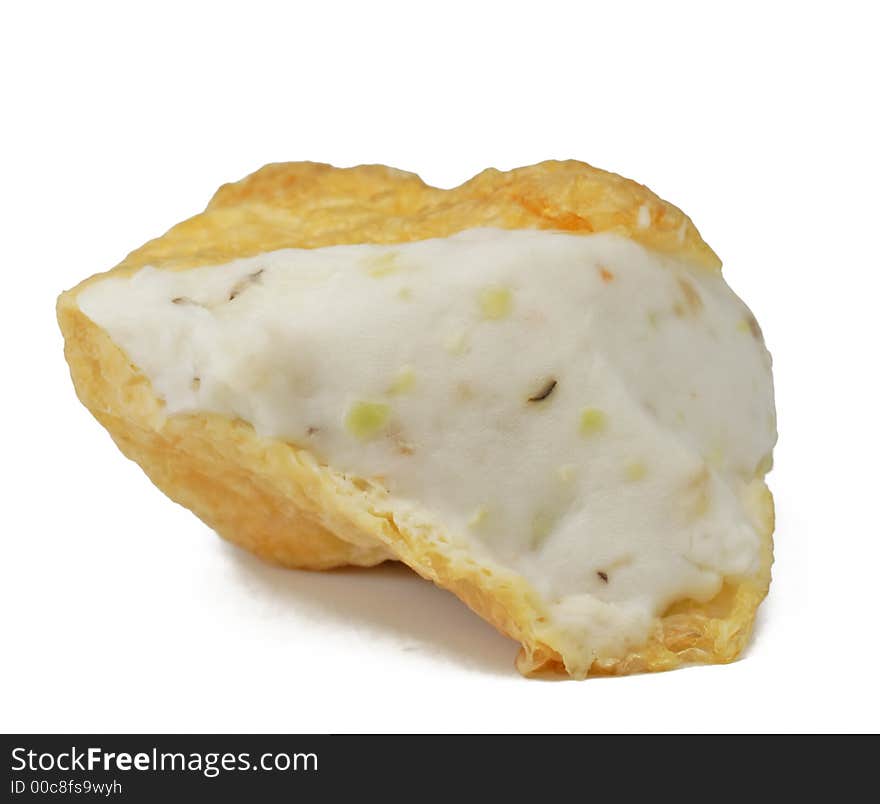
[79,228,776,671]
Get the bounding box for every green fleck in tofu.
[345,401,391,440]
[364,251,400,278]
[444,330,471,355]
[625,461,648,481]
[388,366,416,395]
[478,285,513,320]
[579,407,606,437]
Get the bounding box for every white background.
[2,1,877,734]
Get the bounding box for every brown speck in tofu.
[746,312,762,339]
[597,571,609,583]
[683,466,711,520]
[598,266,615,283]
[528,378,557,403]
[229,268,265,301]
[190,376,201,391]
[386,422,415,456]
[456,382,476,401]
[306,426,320,436]
[677,278,703,314]
[172,296,195,305]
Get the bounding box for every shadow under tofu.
[220,542,519,677]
